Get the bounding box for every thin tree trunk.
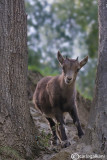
[84,0,107,154]
[0,0,37,158]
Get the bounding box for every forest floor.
[30,105,91,160]
[28,71,96,160]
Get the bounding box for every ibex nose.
[67,77,72,81]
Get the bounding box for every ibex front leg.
[55,113,71,148]
[70,106,84,138]
[46,117,58,145]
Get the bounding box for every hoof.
[52,140,58,146]
[61,140,71,148]
[78,131,84,138]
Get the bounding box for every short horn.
[76,57,79,61]
[66,55,68,59]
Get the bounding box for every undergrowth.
[35,130,52,150]
[0,146,22,160]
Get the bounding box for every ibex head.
[57,51,88,85]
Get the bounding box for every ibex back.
[33,51,88,148]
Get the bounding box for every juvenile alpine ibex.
[33,51,88,148]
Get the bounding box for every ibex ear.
[80,56,88,68]
[57,51,64,66]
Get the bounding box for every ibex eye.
[62,66,65,70]
[77,68,80,72]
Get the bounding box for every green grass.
[76,85,92,101]
[28,65,58,76]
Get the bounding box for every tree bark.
[0,0,37,158]
[84,0,107,154]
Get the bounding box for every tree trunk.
[84,0,107,154]
[0,0,37,158]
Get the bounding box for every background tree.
[0,0,37,158]
[85,0,107,154]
